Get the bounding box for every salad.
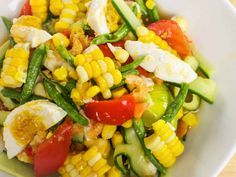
[0,0,216,177]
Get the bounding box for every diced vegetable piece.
[0,111,10,125]
[20,44,46,104]
[114,128,157,176]
[0,152,34,177]
[34,120,73,177]
[142,84,170,127]
[84,95,135,125]
[189,77,216,104]
[112,0,142,36]
[162,83,189,122]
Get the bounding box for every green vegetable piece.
[162,83,189,122]
[0,40,10,71]
[41,73,77,108]
[142,84,170,127]
[122,69,139,77]
[92,23,130,45]
[0,152,34,177]
[133,119,166,174]
[120,56,145,72]
[0,87,16,110]
[136,0,149,17]
[1,17,16,46]
[57,45,75,67]
[20,44,47,104]
[1,16,13,33]
[112,0,142,36]
[0,111,10,125]
[42,18,57,35]
[65,79,77,92]
[43,79,88,126]
[149,6,160,22]
[2,88,44,102]
[114,128,158,177]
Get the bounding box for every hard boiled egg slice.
[3,100,67,159]
[125,40,197,84]
[87,0,110,36]
[11,26,52,48]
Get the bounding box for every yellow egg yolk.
[10,110,46,146]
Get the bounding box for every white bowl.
[1,0,236,177]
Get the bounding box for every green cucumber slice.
[0,111,10,126]
[168,77,216,104]
[174,87,201,111]
[184,56,199,71]
[112,0,142,36]
[0,87,17,110]
[0,152,34,177]
[189,77,216,104]
[114,128,157,177]
[142,84,170,127]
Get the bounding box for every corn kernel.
[52,33,70,48]
[55,21,70,32]
[80,166,92,177]
[69,70,78,80]
[122,120,133,128]
[83,62,93,79]
[86,86,100,98]
[136,26,149,37]
[111,70,122,85]
[103,57,115,72]
[108,166,122,177]
[112,132,123,147]
[96,76,108,91]
[71,88,81,102]
[90,61,101,78]
[102,125,117,140]
[160,40,169,50]
[74,54,86,66]
[50,0,63,16]
[78,2,87,12]
[83,146,98,161]
[171,16,188,32]
[114,49,129,63]
[145,0,156,9]
[112,87,127,98]
[71,154,82,165]
[97,164,111,176]
[101,89,112,99]
[92,158,107,171]
[76,66,89,83]
[53,66,68,81]
[182,112,198,127]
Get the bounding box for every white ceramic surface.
[1,0,236,177]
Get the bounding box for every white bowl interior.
[1,0,236,177]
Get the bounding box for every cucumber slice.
[114,128,157,177]
[0,111,10,126]
[189,77,216,104]
[169,77,216,104]
[0,152,34,177]
[112,0,142,36]
[174,87,201,111]
[142,84,170,127]
[0,87,17,110]
[184,56,199,71]
[191,45,214,78]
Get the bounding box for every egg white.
[86,0,110,36]
[3,100,67,159]
[125,40,197,84]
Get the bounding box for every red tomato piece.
[20,0,32,16]
[148,20,191,57]
[34,120,73,177]
[137,66,150,77]
[84,95,136,125]
[61,29,70,38]
[98,41,125,58]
